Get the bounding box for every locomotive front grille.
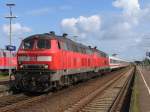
[22,64,47,69]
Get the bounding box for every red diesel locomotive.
[0,49,17,72]
[11,32,109,92]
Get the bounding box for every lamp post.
[5,3,16,77]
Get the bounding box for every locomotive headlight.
[10,75,15,80]
[44,65,48,69]
[37,56,52,61]
[20,65,23,69]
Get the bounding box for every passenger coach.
[109,56,129,70]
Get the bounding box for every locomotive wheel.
[60,75,70,87]
[9,80,22,94]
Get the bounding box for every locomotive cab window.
[37,39,50,49]
[22,39,34,49]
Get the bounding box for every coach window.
[37,39,50,49]
[0,52,2,57]
[6,52,10,57]
[12,53,16,57]
[3,52,6,57]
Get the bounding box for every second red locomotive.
[0,49,17,72]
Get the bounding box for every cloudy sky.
[0,0,150,61]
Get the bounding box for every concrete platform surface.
[138,67,150,112]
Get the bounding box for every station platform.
[137,66,150,112]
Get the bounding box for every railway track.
[0,93,49,112]
[0,79,10,97]
[64,67,134,112]
[0,80,9,85]
[0,67,133,112]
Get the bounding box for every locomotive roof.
[23,33,55,40]
[23,33,89,49]
[23,33,108,56]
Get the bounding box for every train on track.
[0,49,17,73]
[10,32,129,93]
[109,56,129,70]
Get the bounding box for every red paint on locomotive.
[17,34,109,71]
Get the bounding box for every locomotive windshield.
[22,39,34,49]
[37,39,50,49]
[21,38,50,49]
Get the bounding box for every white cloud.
[61,15,101,39]
[77,16,101,32]
[61,18,78,34]
[113,0,140,16]
[3,23,32,35]
[60,0,150,60]
[113,0,141,25]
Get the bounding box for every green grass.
[0,72,9,78]
[130,71,140,112]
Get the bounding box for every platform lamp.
[5,3,17,78]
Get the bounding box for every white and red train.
[109,56,129,70]
[10,32,129,92]
[0,49,17,72]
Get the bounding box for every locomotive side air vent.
[49,31,55,36]
[63,33,68,37]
